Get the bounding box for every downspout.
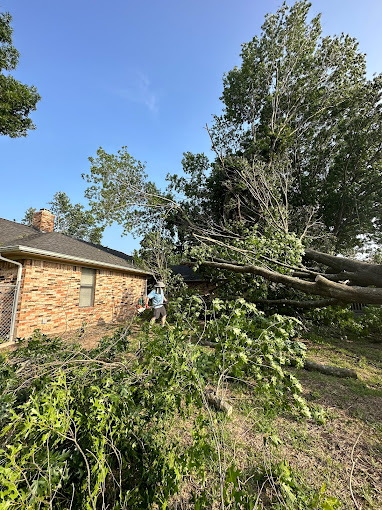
[0,254,23,342]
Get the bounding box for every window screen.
[79,268,96,307]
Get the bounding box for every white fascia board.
[0,245,152,276]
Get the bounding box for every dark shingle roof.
[0,218,148,273]
[0,218,40,245]
[171,264,206,282]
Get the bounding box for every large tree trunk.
[184,251,382,305]
[304,249,382,287]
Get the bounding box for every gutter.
[0,253,22,341]
[0,245,152,276]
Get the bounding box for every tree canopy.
[209,1,382,252]
[171,1,376,254]
[0,11,40,137]
[84,1,382,306]
[22,192,104,244]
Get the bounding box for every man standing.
[145,281,168,326]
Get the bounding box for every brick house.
[0,209,150,341]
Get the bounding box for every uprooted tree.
[83,0,382,307]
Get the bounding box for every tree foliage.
[209,0,382,251]
[0,298,317,508]
[84,2,382,254]
[84,146,177,237]
[84,1,382,306]
[0,11,40,137]
[22,192,104,244]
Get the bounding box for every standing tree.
[0,11,40,137]
[22,192,104,244]
[20,206,37,226]
[84,2,382,306]
[208,0,382,252]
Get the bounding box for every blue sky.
[1,0,381,254]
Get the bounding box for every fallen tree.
[82,1,382,310]
[185,253,382,305]
[82,146,382,307]
[304,249,382,287]
[82,147,382,307]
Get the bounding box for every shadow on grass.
[305,330,382,366]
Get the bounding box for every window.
[79,268,96,307]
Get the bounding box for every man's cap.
[155,281,165,288]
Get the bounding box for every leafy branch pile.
[0,299,339,509]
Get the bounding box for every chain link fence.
[0,284,18,342]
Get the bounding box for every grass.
[7,320,381,508]
[221,331,382,509]
[130,319,382,508]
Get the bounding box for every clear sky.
[1,0,381,254]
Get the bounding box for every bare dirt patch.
[57,316,144,350]
[60,322,123,350]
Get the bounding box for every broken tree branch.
[250,298,342,309]
[184,259,382,304]
[304,249,382,287]
[303,360,357,379]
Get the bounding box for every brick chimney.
[33,209,55,233]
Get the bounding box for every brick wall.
[33,209,55,232]
[0,261,18,285]
[14,259,146,338]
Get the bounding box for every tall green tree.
[208,0,382,252]
[22,192,104,244]
[0,11,40,137]
[84,2,382,306]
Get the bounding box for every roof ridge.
[0,217,39,232]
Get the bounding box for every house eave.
[0,245,151,276]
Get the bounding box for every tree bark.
[251,298,342,308]
[304,249,382,287]
[303,360,357,379]
[186,260,382,304]
[205,389,233,415]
